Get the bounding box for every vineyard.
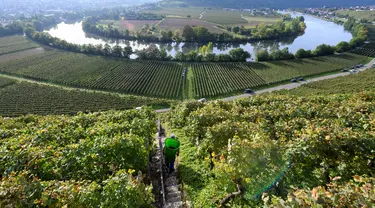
[277,68,375,96]
[0,109,156,207]
[0,79,170,117]
[0,35,39,55]
[0,76,15,88]
[0,50,185,99]
[351,42,375,57]
[0,46,367,99]
[167,90,375,207]
[189,53,367,98]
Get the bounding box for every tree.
[123,46,133,58]
[182,25,195,41]
[313,44,335,56]
[232,26,240,34]
[113,45,123,57]
[295,48,312,59]
[103,44,112,56]
[256,50,269,61]
[335,41,350,53]
[229,48,251,62]
[349,37,364,48]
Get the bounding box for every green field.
[336,10,375,22]
[0,50,185,99]
[0,48,367,99]
[0,35,39,55]
[0,77,170,116]
[201,9,248,25]
[367,24,375,41]
[277,68,375,96]
[240,15,281,27]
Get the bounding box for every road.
[156,58,375,113]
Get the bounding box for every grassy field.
[0,36,39,55]
[159,18,224,33]
[277,68,375,96]
[99,19,161,32]
[0,50,185,99]
[0,78,170,117]
[367,24,375,41]
[336,10,375,22]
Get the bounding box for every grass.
[336,10,375,22]
[239,16,282,27]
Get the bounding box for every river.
[45,12,352,60]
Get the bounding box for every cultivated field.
[277,68,375,96]
[143,7,204,19]
[0,36,39,55]
[99,19,161,32]
[0,47,45,63]
[336,10,375,22]
[0,48,367,99]
[159,18,224,33]
[240,16,282,27]
[0,50,185,99]
[351,42,375,57]
[367,24,375,41]
[189,53,367,98]
[200,9,249,25]
[0,79,168,117]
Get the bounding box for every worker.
[163,134,180,173]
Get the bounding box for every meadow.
[158,18,224,33]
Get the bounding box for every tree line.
[0,22,23,37]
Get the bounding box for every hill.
[165,0,375,9]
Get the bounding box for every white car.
[349,69,357,74]
[198,98,207,103]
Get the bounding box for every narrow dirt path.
[199,10,207,19]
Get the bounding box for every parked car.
[349,69,357,74]
[372,64,375,68]
[244,89,254,93]
[351,66,355,69]
[355,65,361,68]
[341,68,348,72]
[359,64,364,67]
[198,98,207,103]
[298,77,304,81]
[290,78,297,83]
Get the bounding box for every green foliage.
[313,44,335,56]
[0,109,156,207]
[264,176,375,207]
[295,48,312,59]
[170,91,375,206]
[335,41,350,53]
[256,50,269,61]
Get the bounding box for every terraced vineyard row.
[190,62,266,98]
[0,35,39,55]
[0,81,168,117]
[351,48,375,57]
[189,53,367,98]
[251,53,367,84]
[0,50,185,99]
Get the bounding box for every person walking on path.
[163,134,180,173]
